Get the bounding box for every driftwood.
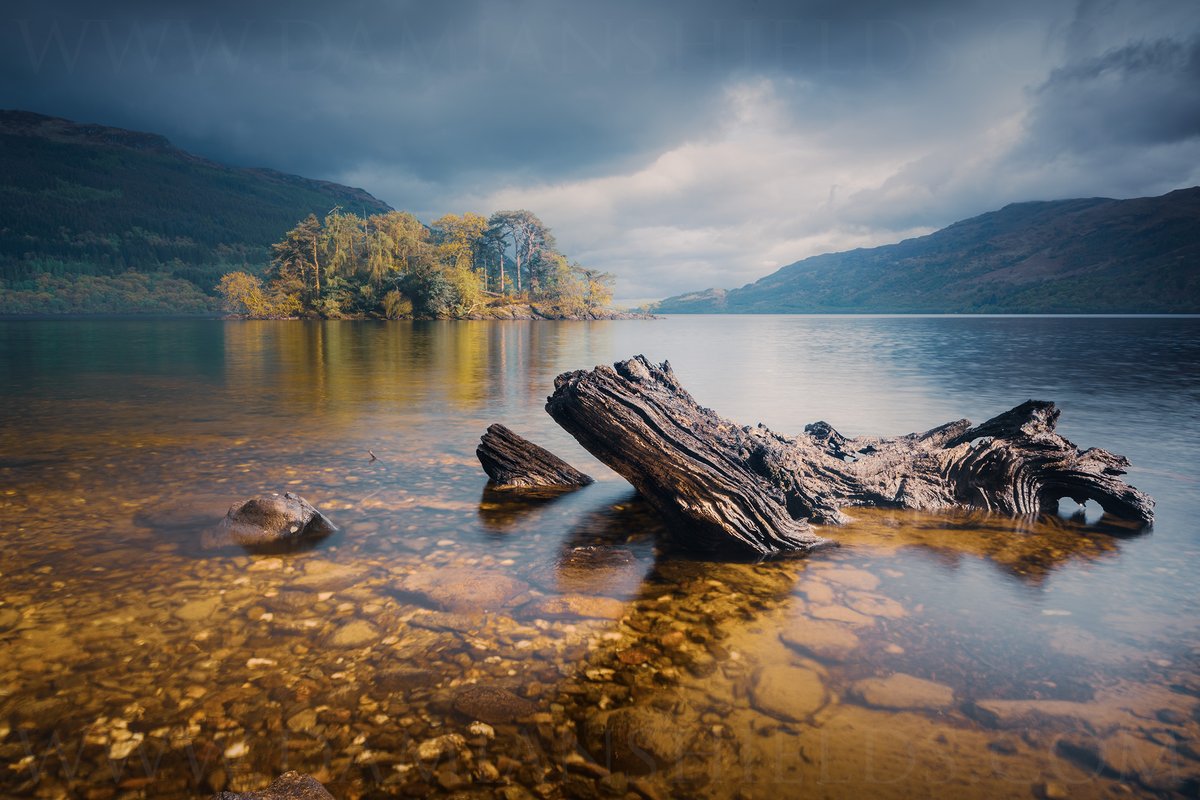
[545,356,1154,557]
[546,357,829,554]
[477,423,594,489]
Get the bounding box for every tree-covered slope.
[0,110,392,312]
[655,188,1200,314]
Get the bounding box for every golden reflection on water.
[0,319,1198,799]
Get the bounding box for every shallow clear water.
[0,316,1198,799]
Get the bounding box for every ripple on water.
[2,317,1199,798]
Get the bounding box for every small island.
[217,208,642,321]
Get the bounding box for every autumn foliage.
[217,208,613,319]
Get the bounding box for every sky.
[2,0,1199,303]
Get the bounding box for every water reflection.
[833,507,1130,581]
[0,317,1198,798]
[476,485,581,534]
[553,498,1197,798]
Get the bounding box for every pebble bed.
[2,464,1198,799]
[0,319,1197,799]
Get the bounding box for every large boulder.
[203,492,337,550]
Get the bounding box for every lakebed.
[1,315,1197,798]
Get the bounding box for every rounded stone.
[203,492,337,550]
[452,685,537,724]
[584,707,689,775]
[751,665,827,722]
[397,567,529,613]
[850,673,956,711]
[325,619,379,648]
[779,618,861,661]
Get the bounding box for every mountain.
[655,188,1200,314]
[0,110,392,313]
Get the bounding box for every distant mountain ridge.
[0,110,392,312]
[0,110,390,214]
[655,188,1200,314]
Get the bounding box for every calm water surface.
[1,316,1198,799]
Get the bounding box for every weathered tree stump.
[477,423,594,489]
[545,356,1153,557]
[546,357,829,554]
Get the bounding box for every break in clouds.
[3,0,1199,301]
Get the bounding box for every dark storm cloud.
[2,0,1198,300]
[1026,35,1200,151]
[1,0,1035,183]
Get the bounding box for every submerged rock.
[965,698,1112,730]
[846,591,907,619]
[849,673,955,711]
[397,567,530,612]
[584,707,689,774]
[452,685,537,723]
[175,595,221,622]
[752,665,828,722]
[0,607,21,631]
[210,770,333,800]
[292,560,366,590]
[779,617,862,661]
[518,593,626,620]
[203,492,336,550]
[800,580,836,604]
[408,610,483,632]
[820,568,880,591]
[555,545,636,572]
[416,733,467,762]
[1039,781,1070,800]
[325,619,379,648]
[1055,732,1195,792]
[810,604,876,627]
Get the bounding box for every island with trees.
[216,208,639,320]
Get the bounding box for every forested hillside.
[0,110,391,313]
[655,188,1200,314]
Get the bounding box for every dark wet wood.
[476,423,594,489]
[545,357,829,555]
[545,356,1154,556]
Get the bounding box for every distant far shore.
[8,310,1200,321]
[0,308,655,321]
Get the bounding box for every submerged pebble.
[849,673,955,711]
[0,449,1190,800]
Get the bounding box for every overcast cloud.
[3,0,1198,301]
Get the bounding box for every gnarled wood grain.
[545,356,1153,556]
[546,357,829,555]
[477,423,594,489]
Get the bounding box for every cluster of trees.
[216,208,613,319]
